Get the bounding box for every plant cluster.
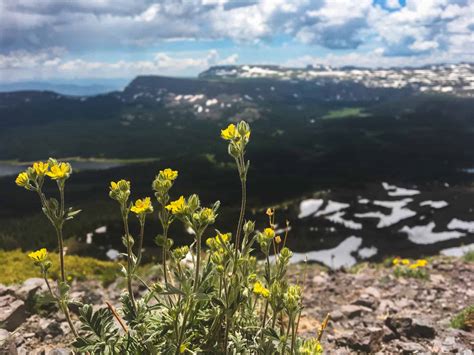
[17,121,328,354]
[450,305,474,331]
[391,257,429,279]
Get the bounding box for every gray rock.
[340,304,371,319]
[15,278,46,301]
[393,340,427,353]
[335,327,384,352]
[0,329,17,355]
[385,316,436,339]
[352,294,379,310]
[36,318,63,339]
[330,310,344,321]
[0,296,27,331]
[0,285,17,298]
[48,348,72,355]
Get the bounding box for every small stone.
[15,278,46,302]
[330,310,343,321]
[0,329,17,355]
[395,340,427,353]
[0,296,27,331]
[0,285,17,297]
[341,304,371,319]
[312,275,329,286]
[335,327,383,352]
[48,348,72,355]
[36,318,63,339]
[385,316,436,339]
[352,294,379,310]
[363,286,381,299]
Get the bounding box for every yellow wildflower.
[46,162,71,180]
[415,259,428,267]
[159,168,178,181]
[131,197,153,215]
[263,227,275,239]
[110,181,119,191]
[401,259,410,265]
[408,264,419,270]
[110,179,130,192]
[15,172,29,187]
[200,207,215,224]
[266,208,274,216]
[28,248,48,263]
[221,123,237,140]
[275,235,282,244]
[253,281,270,298]
[165,196,187,214]
[392,257,400,265]
[206,233,231,249]
[33,161,49,176]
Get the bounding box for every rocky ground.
[1,256,473,354]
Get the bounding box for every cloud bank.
[0,0,473,80]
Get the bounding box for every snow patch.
[95,226,107,234]
[447,218,474,232]
[400,222,465,244]
[284,236,363,269]
[440,243,474,257]
[382,182,420,196]
[358,246,378,259]
[106,249,120,260]
[206,98,218,106]
[355,199,416,228]
[315,200,350,217]
[325,212,362,230]
[298,199,324,218]
[420,200,448,209]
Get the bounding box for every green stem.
[122,208,136,310]
[234,154,247,252]
[193,231,202,292]
[176,300,191,355]
[61,301,79,338]
[162,223,169,285]
[57,183,66,283]
[55,228,66,283]
[42,272,56,299]
[290,317,296,355]
[136,219,145,267]
[222,275,230,353]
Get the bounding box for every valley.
[1,64,474,267]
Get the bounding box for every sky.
[0,0,473,82]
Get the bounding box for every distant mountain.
[199,63,474,97]
[0,62,474,163]
[0,79,129,96]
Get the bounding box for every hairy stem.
[162,223,169,285]
[121,209,136,311]
[234,154,247,252]
[136,219,145,267]
[193,231,202,292]
[55,228,66,283]
[61,301,79,338]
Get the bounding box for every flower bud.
[243,220,255,234]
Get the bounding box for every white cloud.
[0,0,473,80]
[284,47,473,68]
[385,0,401,10]
[0,48,239,81]
[409,40,439,52]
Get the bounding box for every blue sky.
[0,0,473,82]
